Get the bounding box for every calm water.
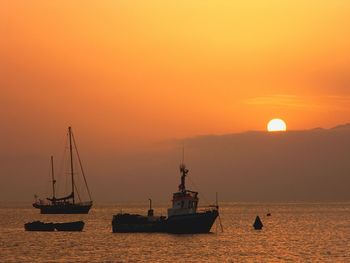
[0,203,349,262]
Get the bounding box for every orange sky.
[1,0,350,150]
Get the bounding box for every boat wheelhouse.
[167,164,199,217]
[165,162,218,234]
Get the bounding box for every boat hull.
[55,221,85,231]
[166,210,218,234]
[24,221,55,231]
[112,210,218,234]
[33,202,92,214]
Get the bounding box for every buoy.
[266,213,271,217]
[253,215,263,230]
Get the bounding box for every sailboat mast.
[51,156,56,199]
[182,146,185,165]
[68,127,75,204]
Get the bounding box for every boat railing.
[196,205,218,212]
[34,199,47,205]
[77,201,93,206]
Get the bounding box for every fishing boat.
[112,161,219,234]
[165,162,219,234]
[33,127,93,214]
[54,221,85,231]
[24,221,55,231]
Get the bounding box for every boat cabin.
[168,190,199,217]
[167,163,199,217]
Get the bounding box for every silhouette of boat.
[112,160,219,234]
[54,221,85,231]
[24,221,55,231]
[33,127,93,214]
[24,221,85,231]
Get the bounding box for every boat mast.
[68,127,75,204]
[51,156,56,200]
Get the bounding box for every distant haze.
[1,124,350,203]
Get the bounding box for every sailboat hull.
[33,202,92,214]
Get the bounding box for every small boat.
[112,159,219,234]
[54,221,85,231]
[24,221,55,231]
[33,127,93,214]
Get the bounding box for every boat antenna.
[179,146,188,192]
[51,156,56,201]
[72,131,93,202]
[68,127,75,204]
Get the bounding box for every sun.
[267,118,287,132]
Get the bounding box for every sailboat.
[33,127,93,214]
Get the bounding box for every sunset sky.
[1,1,350,201]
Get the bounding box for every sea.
[0,203,349,262]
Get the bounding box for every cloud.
[245,94,350,112]
[245,94,312,108]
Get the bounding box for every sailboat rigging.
[33,127,93,214]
